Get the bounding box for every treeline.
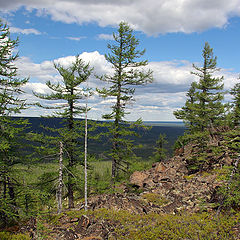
[12,116,185,159]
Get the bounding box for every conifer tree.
[97,22,153,181]
[152,134,168,162]
[174,42,225,132]
[174,82,197,132]
[192,42,225,131]
[174,42,226,172]
[230,80,240,127]
[34,56,93,208]
[0,19,28,225]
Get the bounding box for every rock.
[130,171,148,187]
[143,177,155,188]
[154,162,167,174]
[63,229,78,239]
[166,167,177,177]
[70,217,79,223]
[75,215,90,234]
[175,147,184,156]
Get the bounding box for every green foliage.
[174,81,198,129]
[173,43,227,173]
[218,169,240,210]
[88,162,112,194]
[91,209,239,240]
[229,80,240,126]
[0,19,29,227]
[34,56,93,208]
[216,128,240,210]
[174,42,225,133]
[141,193,169,206]
[97,22,153,180]
[0,232,30,240]
[128,159,154,174]
[151,133,168,161]
[0,19,28,116]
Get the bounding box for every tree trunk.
[84,97,88,211]
[57,141,63,214]
[68,95,74,209]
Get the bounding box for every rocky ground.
[21,151,238,239]
[13,131,240,239]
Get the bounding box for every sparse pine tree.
[174,42,226,172]
[152,134,168,162]
[34,56,93,208]
[175,42,225,133]
[97,22,153,182]
[191,42,225,131]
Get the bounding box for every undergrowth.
[91,208,240,240]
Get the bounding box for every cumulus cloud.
[1,0,240,35]
[15,51,239,120]
[10,26,41,35]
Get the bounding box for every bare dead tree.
[84,88,88,211]
[57,141,63,214]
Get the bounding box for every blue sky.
[1,0,240,121]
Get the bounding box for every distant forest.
[20,117,185,160]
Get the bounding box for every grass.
[90,160,112,178]
[13,163,59,184]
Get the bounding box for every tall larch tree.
[174,42,226,172]
[34,56,93,208]
[191,42,225,131]
[0,19,28,225]
[97,22,153,182]
[174,42,225,133]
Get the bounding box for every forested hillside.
[19,117,185,159]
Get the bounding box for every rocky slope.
[12,131,240,239]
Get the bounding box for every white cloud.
[1,0,240,35]
[16,56,58,83]
[10,26,41,35]
[66,36,86,41]
[15,51,239,120]
[97,33,114,40]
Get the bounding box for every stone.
[75,215,90,234]
[130,171,148,187]
[70,217,79,223]
[154,162,167,174]
[143,177,155,188]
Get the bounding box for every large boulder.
[129,171,148,187]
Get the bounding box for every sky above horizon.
[1,0,240,121]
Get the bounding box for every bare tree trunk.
[68,94,75,209]
[57,141,63,214]
[84,93,88,211]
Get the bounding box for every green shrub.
[141,193,169,206]
[0,232,30,240]
[91,208,240,240]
